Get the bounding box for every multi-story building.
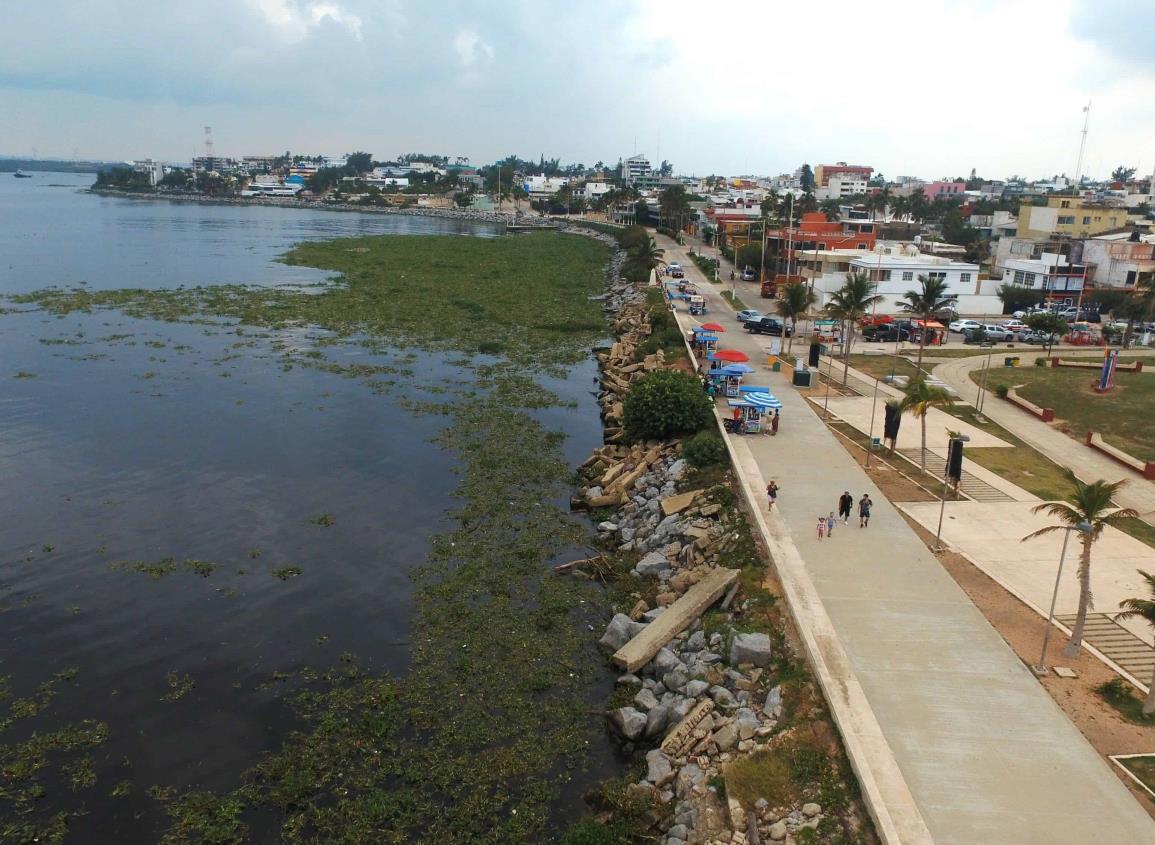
[1082,231,1155,289]
[815,175,869,201]
[524,175,568,199]
[764,212,878,268]
[814,163,873,188]
[921,181,966,202]
[623,154,651,184]
[995,240,1088,305]
[192,156,240,174]
[242,156,279,172]
[577,181,612,202]
[132,159,166,186]
[795,245,987,312]
[1017,196,1127,239]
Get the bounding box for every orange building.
[765,212,878,267]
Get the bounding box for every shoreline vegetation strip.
[1,232,626,843]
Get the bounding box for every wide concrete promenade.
[657,234,1155,843]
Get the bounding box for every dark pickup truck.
[863,324,911,342]
[744,317,791,337]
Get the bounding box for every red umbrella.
[712,349,749,363]
[699,322,726,332]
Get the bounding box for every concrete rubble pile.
[567,230,829,844]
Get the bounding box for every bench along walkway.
[657,232,1155,843]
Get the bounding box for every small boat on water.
[13,170,32,178]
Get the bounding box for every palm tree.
[775,281,817,353]
[899,377,955,473]
[1116,570,1155,715]
[825,270,883,386]
[891,195,909,222]
[1023,471,1138,657]
[897,274,959,373]
[626,233,664,277]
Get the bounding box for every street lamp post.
[1033,521,1094,675]
[975,341,996,420]
[865,376,880,467]
[933,434,970,551]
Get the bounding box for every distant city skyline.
[3,0,1153,181]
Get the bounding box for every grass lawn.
[1098,680,1155,727]
[847,354,923,382]
[720,290,749,311]
[1118,756,1155,794]
[975,366,1155,461]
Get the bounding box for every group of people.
[766,484,873,537]
[819,491,872,538]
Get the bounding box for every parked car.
[863,325,911,343]
[741,267,757,282]
[949,319,982,333]
[980,323,1015,341]
[744,316,791,336]
[736,309,763,324]
[1021,330,1054,345]
[999,319,1027,331]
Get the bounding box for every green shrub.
[561,818,629,845]
[1099,677,1133,702]
[1035,356,1047,367]
[995,384,1009,398]
[623,370,713,441]
[683,431,727,467]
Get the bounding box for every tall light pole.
[933,434,970,551]
[1033,521,1094,675]
[865,376,880,467]
[975,340,996,420]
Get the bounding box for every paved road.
[933,351,1155,523]
[656,232,1155,843]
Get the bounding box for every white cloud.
[250,0,363,42]
[452,28,495,85]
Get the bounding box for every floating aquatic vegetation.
[271,566,303,581]
[161,672,195,703]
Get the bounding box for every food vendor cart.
[726,398,762,433]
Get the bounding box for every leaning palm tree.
[899,377,954,473]
[897,274,959,374]
[1116,570,1155,716]
[1023,470,1138,657]
[775,281,817,353]
[824,270,883,386]
[626,233,664,277]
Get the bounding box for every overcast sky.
[3,0,1153,180]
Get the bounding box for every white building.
[796,245,991,313]
[815,175,869,201]
[623,154,651,183]
[578,181,612,202]
[1082,231,1155,289]
[524,175,568,198]
[996,250,1088,304]
[132,159,166,186]
[363,176,409,189]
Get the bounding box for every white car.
[999,320,1027,332]
[950,319,981,333]
[736,310,764,324]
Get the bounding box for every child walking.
[816,516,826,539]
[826,511,836,538]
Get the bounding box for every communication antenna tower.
[204,126,214,164]
[1073,102,1090,189]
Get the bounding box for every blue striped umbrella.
[743,391,782,410]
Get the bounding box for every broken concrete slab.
[613,568,739,672]
[660,489,705,518]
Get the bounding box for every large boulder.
[645,704,670,738]
[763,685,783,720]
[599,614,647,654]
[729,632,773,668]
[645,749,674,785]
[607,707,647,741]
[652,647,683,676]
[634,688,659,711]
[635,550,670,577]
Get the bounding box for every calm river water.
[0,174,613,841]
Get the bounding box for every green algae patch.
[2,231,618,842]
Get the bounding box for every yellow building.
[1017,196,1126,239]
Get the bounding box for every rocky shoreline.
[86,188,557,226]
[566,228,864,845]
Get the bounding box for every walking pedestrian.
[838,491,853,524]
[766,480,779,509]
[770,411,780,436]
[826,511,836,538]
[858,494,873,528]
[816,516,826,540]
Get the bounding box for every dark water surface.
[0,176,615,841]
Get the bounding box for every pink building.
[922,181,966,201]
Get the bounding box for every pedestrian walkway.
[655,232,1155,843]
[934,352,1155,523]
